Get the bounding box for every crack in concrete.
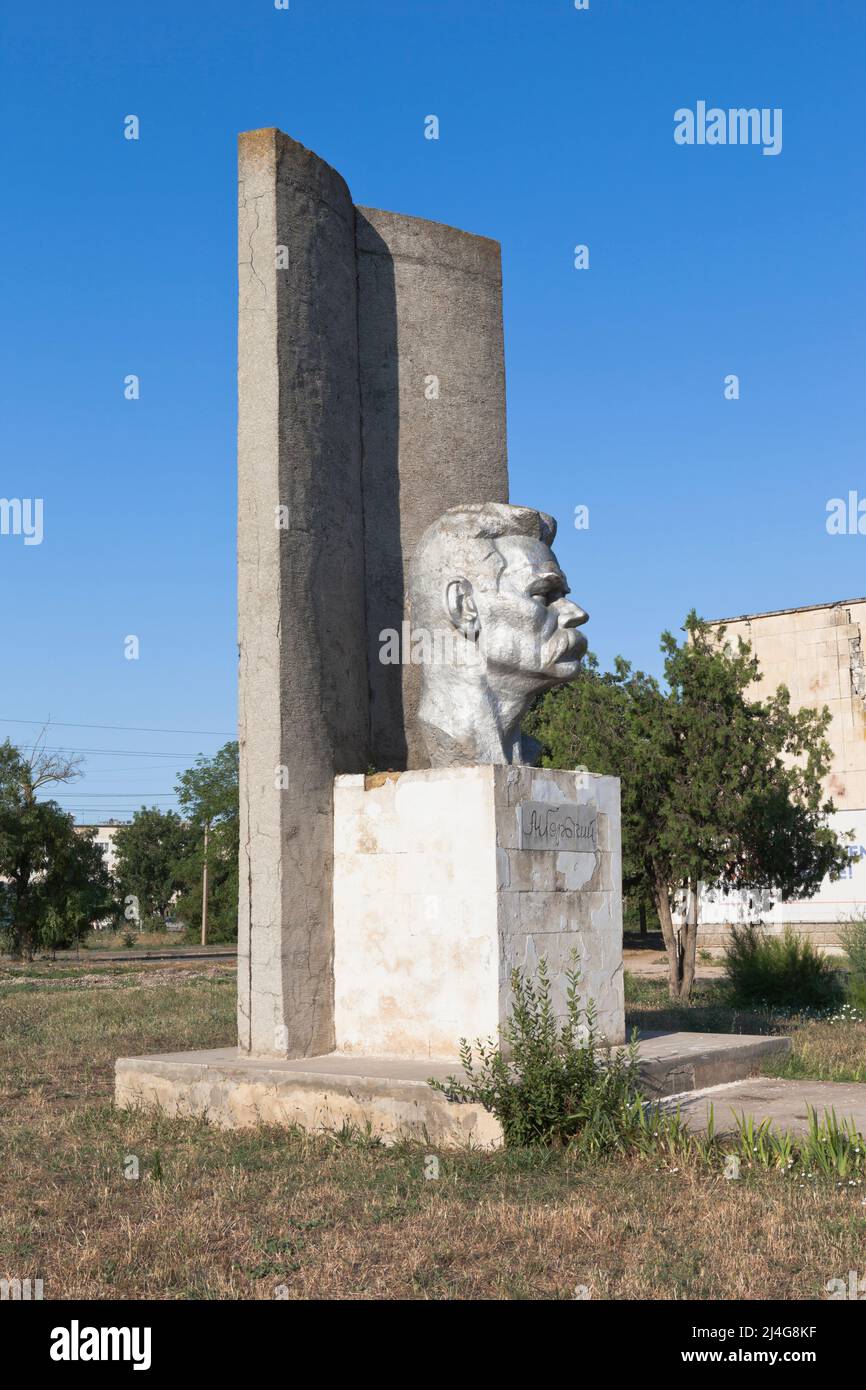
[240,192,268,307]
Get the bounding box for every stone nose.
[556,600,589,628]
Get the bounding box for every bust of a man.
[408,502,589,766]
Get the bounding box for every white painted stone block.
[333,767,625,1059]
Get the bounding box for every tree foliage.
[173,741,239,942]
[526,613,849,998]
[0,740,113,958]
[110,743,239,941]
[112,807,190,926]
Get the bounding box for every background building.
[73,823,121,876]
[699,598,866,946]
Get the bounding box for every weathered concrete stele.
[237,129,509,1061]
[356,210,510,772]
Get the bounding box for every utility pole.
[200,820,209,947]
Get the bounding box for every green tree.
[173,742,238,943]
[0,739,113,959]
[526,614,848,999]
[112,807,190,927]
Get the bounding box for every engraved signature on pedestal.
[519,802,598,852]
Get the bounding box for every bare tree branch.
[19,726,83,804]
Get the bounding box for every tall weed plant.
[724,924,843,1011]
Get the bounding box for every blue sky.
[1,0,864,818]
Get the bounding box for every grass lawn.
[1,959,865,1300]
[625,974,866,1083]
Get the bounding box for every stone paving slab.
[633,1030,790,1096]
[660,1077,866,1135]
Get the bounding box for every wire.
[0,717,234,736]
[53,766,190,773]
[16,745,207,758]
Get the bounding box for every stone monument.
[115,129,625,1147]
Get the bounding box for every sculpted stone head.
[408,502,589,766]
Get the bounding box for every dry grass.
[1,962,865,1300]
[80,929,226,951]
[82,929,184,950]
[625,974,866,1083]
[763,1016,866,1084]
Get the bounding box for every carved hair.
[420,502,556,547]
[408,503,557,634]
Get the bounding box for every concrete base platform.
[661,1077,866,1136]
[115,1031,791,1149]
[116,1048,503,1147]
[635,1030,790,1098]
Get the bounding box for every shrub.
[429,957,645,1150]
[724,924,843,1012]
[849,980,866,1012]
[838,913,866,1010]
[427,956,866,1177]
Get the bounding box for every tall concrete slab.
[237,130,369,1058]
[355,209,509,770]
[238,129,510,1059]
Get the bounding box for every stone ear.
[444,579,478,637]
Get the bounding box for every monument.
[115,129,625,1146]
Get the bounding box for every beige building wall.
[699,598,866,945]
[712,599,866,811]
[74,823,120,874]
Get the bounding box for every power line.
[65,808,176,812]
[54,766,190,773]
[0,717,234,736]
[17,744,205,758]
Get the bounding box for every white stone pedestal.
[333,765,624,1058]
[115,764,626,1148]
